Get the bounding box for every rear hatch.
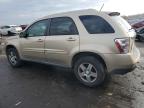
[108,12,136,53]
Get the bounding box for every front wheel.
[73,56,106,87]
[6,48,23,67]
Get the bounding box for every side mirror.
[19,31,28,38]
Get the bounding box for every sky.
[0,0,143,25]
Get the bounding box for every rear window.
[79,15,115,34]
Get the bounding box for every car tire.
[73,56,106,87]
[6,47,23,67]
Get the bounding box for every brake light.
[115,38,130,54]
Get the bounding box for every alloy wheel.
[78,63,98,83]
[8,51,18,65]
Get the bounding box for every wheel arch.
[71,52,107,71]
[6,45,17,54]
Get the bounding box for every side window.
[50,17,78,35]
[79,15,115,34]
[27,20,49,37]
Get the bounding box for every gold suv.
[5,9,140,87]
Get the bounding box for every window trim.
[79,15,115,34]
[49,17,79,36]
[25,19,50,37]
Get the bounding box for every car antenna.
[99,3,104,12]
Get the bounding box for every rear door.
[44,17,79,65]
[79,15,116,54]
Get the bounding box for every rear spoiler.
[108,12,120,16]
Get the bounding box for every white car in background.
[0,25,22,36]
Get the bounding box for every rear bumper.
[104,46,140,74]
[110,64,137,75]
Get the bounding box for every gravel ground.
[0,42,143,108]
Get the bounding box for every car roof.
[40,9,104,20]
[38,9,119,21]
[27,9,117,29]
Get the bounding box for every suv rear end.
[78,11,140,74]
[72,10,140,87]
[107,13,140,73]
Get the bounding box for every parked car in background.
[136,28,144,42]
[20,25,28,30]
[5,9,140,87]
[132,21,144,30]
[132,21,144,41]
[0,25,22,36]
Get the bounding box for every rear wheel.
[6,48,23,67]
[73,56,106,87]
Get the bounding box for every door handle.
[37,39,43,42]
[67,37,76,41]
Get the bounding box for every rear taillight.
[115,38,130,54]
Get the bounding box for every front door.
[20,19,49,61]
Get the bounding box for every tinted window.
[50,17,78,35]
[79,15,115,34]
[27,20,49,37]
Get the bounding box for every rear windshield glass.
[79,15,115,34]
